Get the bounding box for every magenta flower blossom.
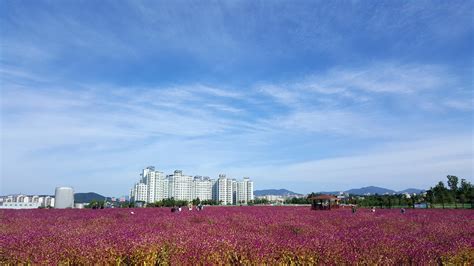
[1,207,473,264]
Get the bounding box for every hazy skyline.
[1,1,473,195]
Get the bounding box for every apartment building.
[168,170,193,201]
[192,176,213,201]
[0,195,55,209]
[130,166,254,205]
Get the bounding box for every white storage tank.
[74,203,85,209]
[54,187,74,208]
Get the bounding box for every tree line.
[347,175,473,208]
[282,175,473,209]
[86,197,271,208]
[425,175,473,208]
[129,198,268,208]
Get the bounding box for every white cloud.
[266,110,384,137]
[192,85,244,99]
[443,99,474,111]
[227,134,474,192]
[314,64,452,94]
[257,84,301,106]
[256,63,457,113]
[205,104,244,113]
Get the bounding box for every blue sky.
[1,1,473,196]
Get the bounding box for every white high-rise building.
[168,170,193,201]
[236,177,254,204]
[192,176,213,201]
[130,166,167,203]
[145,167,168,202]
[213,174,237,205]
[246,178,254,202]
[130,166,253,205]
[131,182,148,202]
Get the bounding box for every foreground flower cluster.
[1,207,473,264]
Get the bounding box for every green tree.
[433,181,449,208]
[201,199,218,205]
[253,198,269,205]
[85,200,96,208]
[459,179,473,208]
[192,197,201,206]
[447,175,459,208]
[425,188,434,208]
[151,197,189,207]
[86,200,105,209]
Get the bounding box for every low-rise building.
[0,195,55,209]
[0,202,41,209]
[256,195,285,203]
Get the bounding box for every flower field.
[1,207,473,264]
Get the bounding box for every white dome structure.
[54,187,74,208]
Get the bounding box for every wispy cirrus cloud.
[257,84,301,106]
[266,110,383,137]
[257,63,468,114]
[442,99,474,111]
[312,63,454,94]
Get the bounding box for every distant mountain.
[256,186,425,197]
[398,188,425,194]
[344,186,396,195]
[74,192,110,203]
[317,191,340,195]
[254,189,302,196]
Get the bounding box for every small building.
[309,194,339,210]
[74,203,85,209]
[0,202,41,209]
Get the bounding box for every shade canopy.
[308,194,338,201]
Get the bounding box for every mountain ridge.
[254,189,302,196]
[255,186,425,196]
[74,192,111,203]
